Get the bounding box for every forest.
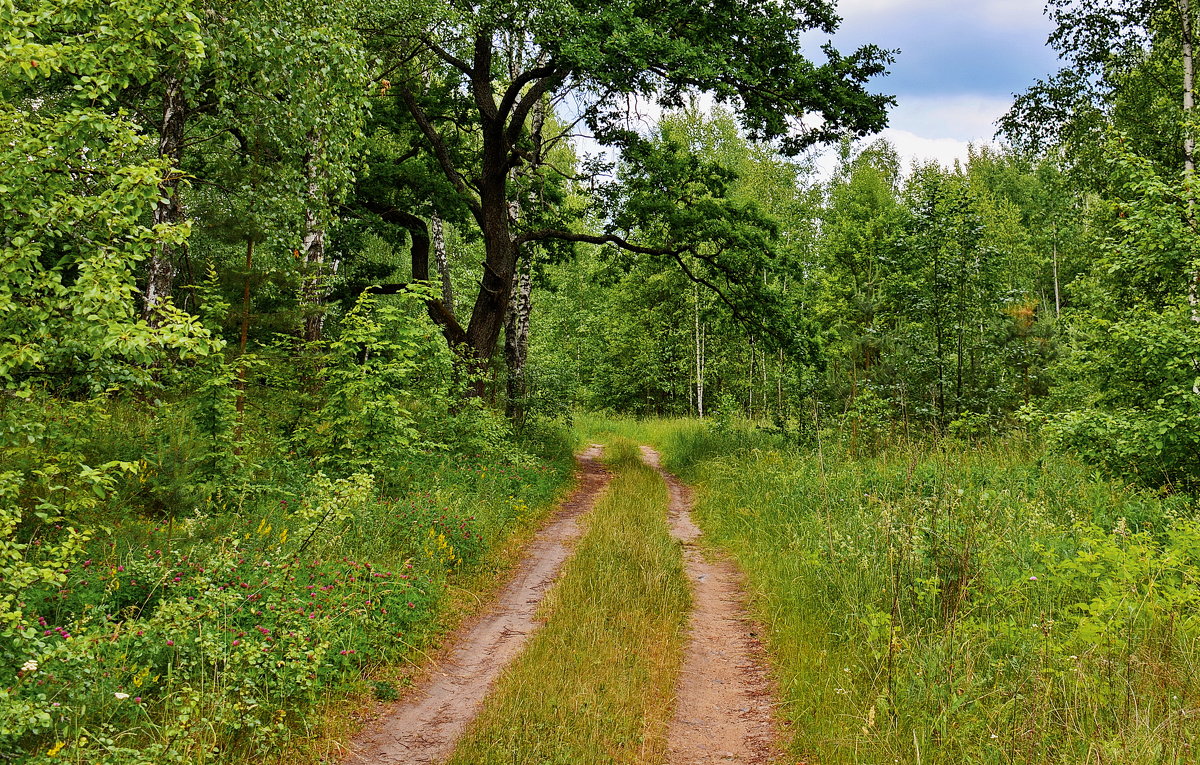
[3,0,1200,762]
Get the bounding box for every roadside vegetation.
[5,376,573,763]
[8,0,1200,763]
[649,421,1200,764]
[448,440,690,765]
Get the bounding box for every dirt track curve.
[344,444,611,765]
[640,446,783,765]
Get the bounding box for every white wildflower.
[114,692,130,700]
[20,659,38,673]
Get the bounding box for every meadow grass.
[446,440,691,765]
[651,423,1200,764]
[573,411,707,451]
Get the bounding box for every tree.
[1000,0,1194,181]
[0,0,220,389]
[1044,144,1200,486]
[815,140,905,408]
[362,0,893,390]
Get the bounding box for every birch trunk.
[300,210,327,343]
[143,64,187,324]
[1183,0,1200,393]
[300,133,330,342]
[694,282,705,419]
[503,89,547,418]
[504,261,533,423]
[1184,0,1195,176]
[431,213,455,319]
[234,238,255,451]
[1052,237,1061,319]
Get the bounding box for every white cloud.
[811,94,1012,178]
[880,128,981,169]
[810,130,983,179]
[835,0,1049,32]
[888,94,1011,143]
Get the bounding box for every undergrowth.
[2,371,574,763]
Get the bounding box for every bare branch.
[420,35,472,75]
[395,80,483,222]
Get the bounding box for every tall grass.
[574,411,727,454]
[662,426,1200,764]
[447,440,691,764]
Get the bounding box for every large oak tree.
[361,0,893,384]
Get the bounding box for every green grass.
[446,440,691,765]
[657,425,1200,764]
[573,411,718,454]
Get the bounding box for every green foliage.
[1001,0,1191,184]
[296,291,453,478]
[1042,140,1200,488]
[0,391,572,761]
[0,92,217,389]
[0,0,220,389]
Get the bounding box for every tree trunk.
[235,238,255,451]
[694,282,705,419]
[1184,0,1195,176]
[300,211,327,342]
[144,64,187,324]
[502,89,547,418]
[504,260,533,423]
[431,213,455,319]
[1183,0,1200,394]
[747,336,755,418]
[1052,236,1061,319]
[463,128,517,394]
[396,34,561,399]
[301,133,328,343]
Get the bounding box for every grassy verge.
[269,440,581,764]
[6,389,576,764]
[446,440,690,765]
[657,424,1200,764]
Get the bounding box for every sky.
[809,0,1062,171]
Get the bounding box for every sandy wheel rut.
[343,445,611,765]
[640,446,783,765]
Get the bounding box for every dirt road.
[640,446,783,765]
[343,445,611,764]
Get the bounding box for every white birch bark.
[144,64,187,324]
[431,213,455,319]
[1183,0,1200,393]
[301,132,329,342]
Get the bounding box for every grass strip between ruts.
[446,439,690,765]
